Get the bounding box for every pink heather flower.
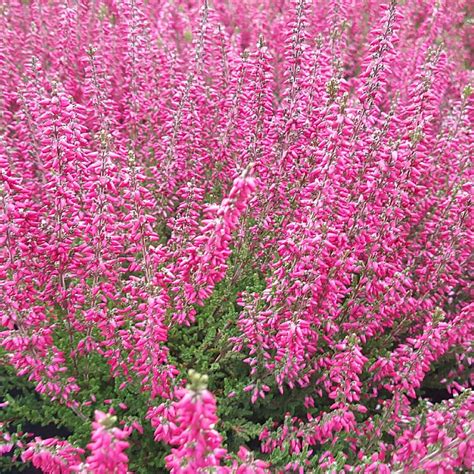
[232,446,270,473]
[163,371,228,473]
[169,166,256,324]
[21,438,84,474]
[150,370,270,473]
[0,443,13,455]
[390,391,474,472]
[85,410,130,474]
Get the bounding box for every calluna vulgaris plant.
[0,0,473,472]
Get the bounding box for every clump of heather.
[0,0,472,472]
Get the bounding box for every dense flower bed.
[0,0,472,472]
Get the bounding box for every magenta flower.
[85,411,130,474]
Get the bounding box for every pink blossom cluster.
[169,167,257,324]
[19,410,129,474]
[0,0,472,472]
[151,371,229,472]
[84,411,130,474]
[389,390,474,472]
[149,370,269,473]
[22,437,85,474]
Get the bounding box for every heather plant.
[0,0,473,473]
